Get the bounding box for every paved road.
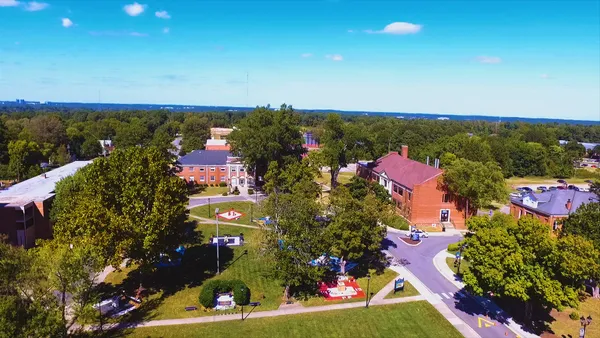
[385,234,521,338]
[188,194,266,208]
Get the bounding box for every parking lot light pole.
[365,274,371,308]
[580,315,592,338]
[241,286,245,321]
[216,208,220,275]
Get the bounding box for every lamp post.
[579,315,592,338]
[241,286,245,321]
[215,207,220,275]
[365,274,371,308]
[208,198,211,218]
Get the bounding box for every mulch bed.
[399,237,421,245]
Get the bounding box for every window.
[442,194,451,203]
[189,176,195,182]
[408,192,412,201]
[189,167,195,172]
[220,167,226,172]
[210,175,215,182]
[231,167,237,172]
[221,176,226,181]
[200,176,205,181]
[394,185,404,196]
[240,168,245,172]
[199,168,205,172]
[210,167,216,172]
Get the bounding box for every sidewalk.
[386,226,463,237]
[189,215,262,229]
[433,249,538,338]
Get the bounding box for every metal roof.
[178,150,230,165]
[511,190,598,216]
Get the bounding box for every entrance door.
[240,178,245,186]
[231,178,238,187]
[440,209,450,222]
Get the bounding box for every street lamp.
[241,286,245,320]
[365,274,371,308]
[580,315,592,338]
[215,207,220,275]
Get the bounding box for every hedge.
[248,188,254,195]
[198,279,251,308]
[219,182,227,187]
[447,241,465,253]
[383,214,410,231]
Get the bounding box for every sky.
[0,0,599,121]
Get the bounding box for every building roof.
[206,139,228,146]
[178,150,230,165]
[511,190,598,216]
[360,152,442,190]
[0,160,92,206]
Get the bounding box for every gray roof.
[511,190,598,216]
[178,150,230,165]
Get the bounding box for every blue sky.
[0,0,599,120]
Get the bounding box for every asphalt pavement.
[385,234,526,338]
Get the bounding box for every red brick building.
[357,146,467,229]
[177,150,250,191]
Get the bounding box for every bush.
[569,311,580,320]
[198,279,251,308]
[233,187,240,196]
[219,182,227,187]
[573,168,600,179]
[222,192,228,196]
[248,188,254,195]
[447,241,465,253]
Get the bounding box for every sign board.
[579,327,585,338]
[455,252,461,259]
[394,278,405,291]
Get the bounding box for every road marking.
[477,317,496,328]
[441,292,451,299]
[447,292,454,297]
[435,293,443,301]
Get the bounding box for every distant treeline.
[0,105,599,181]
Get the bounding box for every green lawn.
[190,201,264,225]
[548,298,600,338]
[315,172,355,187]
[506,176,591,188]
[190,186,229,197]
[384,281,420,299]
[300,268,398,307]
[121,301,463,338]
[445,257,471,277]
[100,222,282,321]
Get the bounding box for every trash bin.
[442,225,446,232]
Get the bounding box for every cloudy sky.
[0,0,599,120]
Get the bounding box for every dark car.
[568,185,580,191]
[548,186,558,191]
[557,186,567,190]
[537,186,547,191]
[517,187,533,193]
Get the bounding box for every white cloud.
[475,56,502,64]
[540,73,552,79]
[301,53,313,58]
[61,18,73,28]
[347,29,354,33]
[162,27,170,34]
[366,22,422,35]
[326,54,343,61]
[155,10,170,19]
[0,0,20,7]
[129,32,148,37]
[123,2,146,16]
[23,1,48,11]
[89,30,148,37]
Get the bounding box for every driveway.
[385,234,528,338]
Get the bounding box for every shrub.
[447,241,465,253]
[219,182,227,187]
[573,168,600,179]
[222,192,228,196]
[569,311,580,320]
[233,187,240,196]
[198,280,251,308]
[248,188,254,195]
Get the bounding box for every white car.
[407,229,429,239]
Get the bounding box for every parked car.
[568,185,580,191]
[557,186,567,190]
[407,229,429,239]
[537,186,547,191]
[517,187,533,193]
[548,186,558,191]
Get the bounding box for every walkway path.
[189,215,262,229]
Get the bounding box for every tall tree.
[441,158,507,218]
[8,140,42,181]
[114,118,152,148]
[51,147,189,288]
[181,115,210,153]
[264,158,320,199]
[26,115,67,147]
[228,104,305,184]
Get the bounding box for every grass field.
[101,222,282,321]
[384,281,420,299]
[300,268,397,307]
[546,298,600,338]
[445,257,471,277]
[121,301,462,338]
[190,186,228,197]
[506,176,591,188]
[315,172,355,187]
[189,201,264,225]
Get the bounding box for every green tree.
[114,118,152,148]
[8,140,42,181]
[264,158,320,199]
[181,115,210,153]
[51,147,189,288]
[228,104,305,184]
[441,158,507,218]
[561,202,600,298]
[463,216,599,320]
[327,187,387,274]
[26,115,67,147]
[80,138,102,159]
[50,145,71,166]
[346,176,391,206]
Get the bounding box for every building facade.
[210,128,234,140]
[0,161,92,248]
[510,190,598,230]
[177,150,250,190]
[357,147,467,229]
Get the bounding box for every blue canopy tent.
[155,245,186,268]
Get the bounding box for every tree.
[51,147,189,288]
[463,215,599,321]
[228,104,305,184]
[264,158,320,199]
[346,176,391,206]
[33,240,105,336]
[262,189,329,300]
[114,118,152,148]
[327,187,387,275]
[0,119,8,164]
[26,115,67,147]
[8,140,42,181]
[441,158,507,219]
[50,145,70,166]
[561,202,600,298]
[181,115,210,153]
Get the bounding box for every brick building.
[510,190,598,230]
[177,150,250,191]
[356,146,467,229]
[0,161,92,248]
[205,138,231,151]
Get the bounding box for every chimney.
[401,145,409,159]
[566,199,572,211]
